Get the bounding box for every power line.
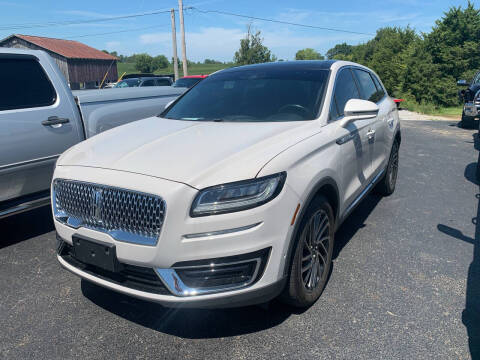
[0,9,172,31]
[188,7,374,36]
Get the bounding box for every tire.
[460,111,475,129]
[281,196,335,308]
[376,140,399,196]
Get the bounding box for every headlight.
[191,172,286,217]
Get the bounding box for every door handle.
[42,116,70,126]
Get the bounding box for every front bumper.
[52,165,299,307]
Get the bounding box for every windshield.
[114,79,141,88]
[172,77,202,88]
[163,68,329,122]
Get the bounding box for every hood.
[58,117,318,189]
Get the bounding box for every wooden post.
[170,8,179,81]
[178,0,188,76]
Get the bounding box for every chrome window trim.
[52,179,166,246]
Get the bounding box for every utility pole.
[178,0,188,76]
[170,8,179,81]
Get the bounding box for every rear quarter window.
[371,74,386,100]
[0,58,56,111]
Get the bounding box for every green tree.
[295,48,324,60]
[234,25,273,65]
[135,53,154,73]
[204,59,222,64]
[422,1,480,106]
[326,43,353,60]
[326,27,417,96]
[152,55,169,70]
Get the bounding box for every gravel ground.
[1,119,479,360]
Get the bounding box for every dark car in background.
[115,76,173,88]
[458,71,480,128]
[172,75,208,88]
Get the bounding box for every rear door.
[330,67,375,207]
[0,54,83,202]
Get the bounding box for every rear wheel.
[376,140,399,196]
[281,196,334,308]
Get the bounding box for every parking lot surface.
[1,120,479,360]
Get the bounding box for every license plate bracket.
[72,236,120,272]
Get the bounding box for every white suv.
[52,60,400,308]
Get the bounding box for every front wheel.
[375,140,399,196]
[281,196,334,308]
[459,111,475,129]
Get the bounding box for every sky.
[0,0,476,62]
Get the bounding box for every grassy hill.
[116,62,233,79]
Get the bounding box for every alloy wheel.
[301,209,330,291]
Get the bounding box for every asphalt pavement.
[1,119,479,360]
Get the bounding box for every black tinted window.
[164,69,329,122]
[353,69,381,102]
[0,58,56,111]
[333,68,360,117]
[142,79,155,87]
[371,74,386,100]
[156,79,171,86]
[329,98,339,121]
[172,78,201,88]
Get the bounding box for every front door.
[0,54,83,202]
[330,67,375,208]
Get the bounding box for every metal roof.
[3,34,117,60]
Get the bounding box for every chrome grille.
[53,179,165,246]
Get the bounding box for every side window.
[156,79,171,86]
[0,58,56,111]
[142,79,155,87]
[332,68,360,119]
[353,69,381,103]
[371,74,386,100]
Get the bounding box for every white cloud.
[55,10,115,18]
[105,41,121,52]
[139,32,171,45]
[139,27,245,61]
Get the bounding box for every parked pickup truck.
[457,70,480,128]
[0,48,185,219]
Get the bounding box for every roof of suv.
[220,60,338,74]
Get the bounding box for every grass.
[429,105,463,117]
[400,99,463,119]
[116,62,233,78]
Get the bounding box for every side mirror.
[339,99,379,127]
[457,79,469,87]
